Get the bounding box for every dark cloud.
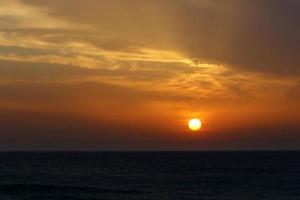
[0,108,299,151]
[23,0,300,74]
[0,109,164,151]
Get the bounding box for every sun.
[188,118,202,131]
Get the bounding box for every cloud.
[0,103,299,151]
[23,0,300,74]
[1,0,298,97]
[286,80,300,101]
[0,0,78,29]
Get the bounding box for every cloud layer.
[0,0,299,150]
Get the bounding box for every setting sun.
[188,118,202,131]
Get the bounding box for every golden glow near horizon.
[188,118,202,131]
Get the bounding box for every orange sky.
[0,0,299,150]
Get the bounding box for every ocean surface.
[0,151,299,200]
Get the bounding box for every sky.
[0,0,299,150]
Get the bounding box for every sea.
[0,151,299,200]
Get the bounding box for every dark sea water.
[0,151,300,200]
